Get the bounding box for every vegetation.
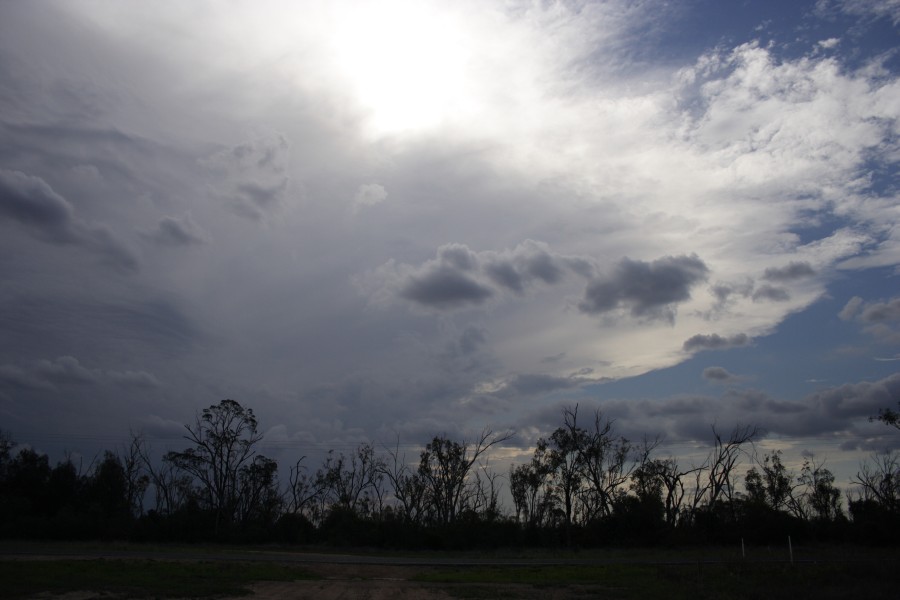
[1,398,899,548]
[414,558,900,600]
[0,558,318,599]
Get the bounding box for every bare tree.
[130,432,193,515]
[379,437,426,525]
[118,430,150,517]
[852,451,900,514]
[706,424,758,515]
[286,456,323,520]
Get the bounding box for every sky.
[1,0,899,487]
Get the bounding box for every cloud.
[483,240,569,294]
[860,298,900,323]
[144,214,209,246]
[578,254,709,321]
[203,134,291,220]
[752,284,791,303]
[35,356,98,385]
[703,366,739,383]
[107,370,161,389]
[0,356,161,392]
[816,0,900,26]
[683,333,750,352]
[352,183,387,213]
[0,168,77,242]
[762,261,816,282]
[362,240,590,311]
[839,296,865,320]
[400,265,494,309]
[840,295,900,344]
[0,169,138,271]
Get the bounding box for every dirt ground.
[248,564,452,600]
[231,563,593,600]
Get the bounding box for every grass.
[415,559,900,600]
[0,559,319,599]
[2,543,898,600]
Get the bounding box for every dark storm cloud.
[485,260,525,293]
[0,355,161,392]
[144,215,208,247]
[106,370,161,389]
[375,240,589,311]
[504,373,582,396]
[400,266,494,308]
[0,168,138,271]
[682,332,750,352]
[752,284,790,302]
[578,254,709,320]
[515,372,900,449]
[702,366,737,382]
[483,241,568,293]
[762,261,816,282]
[397,244,492,308]
[0,294,201,360]
[0,168,76,241]
[35,356,98,386]
[458,327,487,355]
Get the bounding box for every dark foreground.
[2,542,898,599]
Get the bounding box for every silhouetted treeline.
[2,400,899,547]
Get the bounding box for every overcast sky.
[1,0,899,482]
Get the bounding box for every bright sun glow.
[333,2,474,136]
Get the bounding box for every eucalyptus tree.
[417,428,512,525]
[509,441,555,527]
[164,399,267,532]
[317,443,384,517]
[577,409,634,521]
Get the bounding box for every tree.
[578,409,634,521]
[237,455,281,526]
[743,450,802,517]
[543,406,586,544]
[317,443,384,517]
[119,431,149,517]
[799,456,841,522]
[852,451,900,514]
[417,428,512,526]
[509,442,554,528]
[705,424,757,516]
[87,451,130,519]
[164,399,266,532]
[286,456,323,521]
[379,437,427,526]
[873,402,900,431]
